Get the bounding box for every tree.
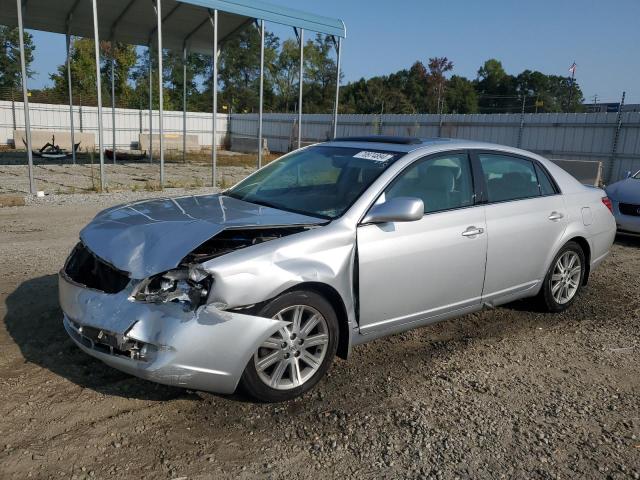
[302,34,339,113]
[271,38,299,112]
[209,23,278,113]
[0,26,35,91]
[475,58,518,112]
[516,69,584,113]
[101,41,137,108]
[162,49,209,111]
[48,38,99,105]
[445,75,478,113]
[426,57,453,113]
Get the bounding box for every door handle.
[462,226,484,237]
[548,211,564,221]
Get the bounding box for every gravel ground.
[0,192,639,480]
[0,157,258,195]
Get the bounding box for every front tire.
[537,241,586,312]
[240,290,338,402]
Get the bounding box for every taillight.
[601,196,613,214]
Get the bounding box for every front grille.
[64,242,130,293]
[619,203,640,217]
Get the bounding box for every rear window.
[479,153,540,202]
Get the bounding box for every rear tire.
[537,241,586,313]
[240,290,338,402]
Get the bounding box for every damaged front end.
[60,193,356,394]
[59,223,320,393]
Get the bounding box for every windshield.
[226,145,403,219]
[633,170,640,179]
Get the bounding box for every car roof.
[321,136,533,156]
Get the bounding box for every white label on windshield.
[353,151,394,162]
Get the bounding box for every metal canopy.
[3,0,346,194]
[0,0,346,54]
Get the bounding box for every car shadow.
[615,233,640,247]
[2,274,203,401]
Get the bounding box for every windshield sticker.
[353,151,394,162]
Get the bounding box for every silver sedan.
[605,169,640,235]
[60,137,616,402]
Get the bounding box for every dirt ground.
[0,194,639,480]
[0,151,277,194]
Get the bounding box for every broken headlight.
[133,267,212,310]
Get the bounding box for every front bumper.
[59,272,286,394]
[612,201,640,234]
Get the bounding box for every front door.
[357,152,487,334]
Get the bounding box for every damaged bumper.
[59,272,286,394]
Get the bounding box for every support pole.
[11,89,16,131]
[210,9,218,188]
[332,36,341,138]
[16,0,35,194]
[297,28,304,149]
[65,33,76,164]
[92,0,105,191]
[148,44,153,163]
[517,95,526,148]
[156,0,165,187]
[608,91,626,182]
[111,56,116,164]
[182,43,187,163]
[257,19,265,169]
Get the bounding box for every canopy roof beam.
[64,0,82,30]
[148,1,182,40]
[109,0,138,39]
[183,16,208,45]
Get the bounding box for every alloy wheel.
[253,305,329,390]
[550,251,582,305]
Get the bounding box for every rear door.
[357,151,487,334]
[472,151,567,304]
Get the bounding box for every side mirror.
[625,170,632,178]
[361,197,424,224]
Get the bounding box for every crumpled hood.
[80,194,324,279]
[606,178,640,203]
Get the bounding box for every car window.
[479,153,540,202]
[535,163,557,196]
[384,153,474,214]
[227,146,403,219]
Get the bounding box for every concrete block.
[551,159,603,186]
[230,135,269,154]
[139,133,200,152]
[13,130,95,151]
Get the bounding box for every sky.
[25,0,640,104]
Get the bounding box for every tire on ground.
[240,289,339,402]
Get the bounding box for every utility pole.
[567,61,576,112]
[591,94,599,112]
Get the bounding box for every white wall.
[0,100,228,150]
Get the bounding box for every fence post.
[517,96,526,148]
[11,88,16,132]
[607,91,626,183]
[139,108,143,146]
[79,96,84,132]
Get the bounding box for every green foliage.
[36,26,584,115]
[446,75,478,113]
[0,26,35,91]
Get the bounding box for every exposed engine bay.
[181,226,313,263]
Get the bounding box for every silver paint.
[61,139,617,395]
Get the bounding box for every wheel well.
[567,236,591,285]
[284,282,350,360]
